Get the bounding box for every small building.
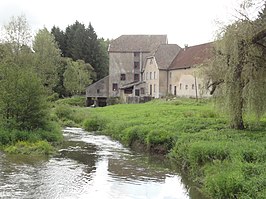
[86,76,109,107]
[168,42,213,98]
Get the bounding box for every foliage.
[203,2,266,129]
[0,15,63,154]
[63,58,94,95]
[0,64,48,130]
[4,140,55,155]
[51,21,109,81]
[33,27,61,92]
[55,96,86,107]
[2,15,32,54]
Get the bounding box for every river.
[0,127,204,199]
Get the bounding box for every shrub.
[83,116,106,131]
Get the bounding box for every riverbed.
[0,127,204,199]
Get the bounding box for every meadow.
[60,98,266,199]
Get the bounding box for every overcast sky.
[0,0,263,46]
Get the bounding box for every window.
[150,72,152,80]
[169,84,172,93]
[134,52,140,57]
[134,61,140,69]
[120,74,126,81]
[135,89,140,96]
[192,84,195,90]
[134,74,139,81]
[185,85,188,90]
[170,72,172,79]
[140,87,145,94]
[174,86,177,95]
[97,89,100,94]
[150,84,152,95]
[112,83,118,91]
[154,71,156,79]
[180,83,182,90]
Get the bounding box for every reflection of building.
[86,35,213,106]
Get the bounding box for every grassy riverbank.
[75,98,265,199]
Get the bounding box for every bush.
[55,96,85,107]
[4,140,55,155]
[83,116,106,131]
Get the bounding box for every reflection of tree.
[59,140,97,172]
[108,157,167,182]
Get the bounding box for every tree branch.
[207,79,225,95]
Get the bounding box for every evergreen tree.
[51,26,66,56]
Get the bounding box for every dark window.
[135,89,140,96]
[120,74,126,81]
[192,84,195,90]
[180,83,182,90]
[174,86,177,95]
[140,87,145,94]
[150,84,152,95]
[134,62,140,69]
[112,83,118,91]
[185,85,188,90]
[97,89,100,94]
[134,52,140,57]
[124,88,133,94]
[134,74,139,81]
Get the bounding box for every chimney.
[184,44,188,51]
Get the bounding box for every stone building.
[86,35,213,106]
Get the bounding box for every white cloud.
[0,0,262,46]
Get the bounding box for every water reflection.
[0,127,203,199]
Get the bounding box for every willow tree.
[205,2,266,129]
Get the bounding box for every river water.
[0,127,204,199]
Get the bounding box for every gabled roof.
[108,35,168,53]
[169,42,213,70]
[154,44,181,70]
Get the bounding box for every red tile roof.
[169,42,213,70]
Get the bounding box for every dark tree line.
[51,21,109,82]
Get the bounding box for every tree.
[63,59,94,95]
[51,26,66,56]
[33,27,61,93]
[0,61,48,130]
[0,16,49,131]
[53,21,109,81]
[204,2,266,129]
[2,15,32,55]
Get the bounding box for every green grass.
[77,98,266,199]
